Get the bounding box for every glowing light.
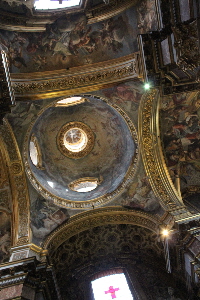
[64,128,88,153]
[34,0,80,10]
[162,229,169,237]
[56,97,86,107]
[91,273,134,300]
[47,181,54,188]
[30,140,38,166]
[144,83,150,90]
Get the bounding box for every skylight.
[34,0,80,10]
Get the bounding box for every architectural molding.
[139,89,200,223]
[0,257,60,300]
[0,120,30,246]
[42,207,160,255]
[139,89,182,210]
[11,53,139,100]
[23,95,139,209]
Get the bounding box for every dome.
[24,95,138,209]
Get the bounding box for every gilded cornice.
[0,0,138,32]
[23,95,139,209]
[139,89,184,210]
[42,207,160,254]
[0,119,30,246]
[86,0,138,24]
[11,53,139,100]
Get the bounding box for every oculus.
[69,177,103,193]
[57,122,95,159]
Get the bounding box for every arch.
[43,207,160,255]
[139,89,184,210]
[0,119,30,246]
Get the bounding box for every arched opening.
[46,222,174,299]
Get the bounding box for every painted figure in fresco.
[0,31,28,69]
[0,212,11,263]
[100,16,126,53]
[31,197,68,241]
[122,177,160,211]
[137,0,157,34]
[104,83,142,109]
[0,7,136,72]
[161,92,200,187]
[0,230,10,256]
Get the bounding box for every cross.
[105,286,120,299]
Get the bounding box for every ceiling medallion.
[57,122,95,159]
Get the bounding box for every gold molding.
[0,119,30,246]
[138,89,200,223]
[23,95,139,209]
[11,53,139,100]
[42,207,160,254]
[138,89,184,210]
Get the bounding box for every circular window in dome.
[57,122,95,159]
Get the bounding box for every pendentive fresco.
[160,91,200,211]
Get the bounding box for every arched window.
[90,269,136,300]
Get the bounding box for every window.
[69,177,100,192]
[55,97,87,107]
[91,271,134,300]
[29,134,43,169]
[34,0,80,10]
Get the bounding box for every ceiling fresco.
[0,7,138,73]
[6,80,164,245]
[24,95,136,204]
[137,0,158,34]
[160,91,200,212]
[0,0,158,74]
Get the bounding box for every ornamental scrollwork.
[139,89,184,211]
[172,20,200,72]
[12,55,137,99]
[42,207,160,254]
[0,119,30,245]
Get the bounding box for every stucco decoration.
[24,95,138,209]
